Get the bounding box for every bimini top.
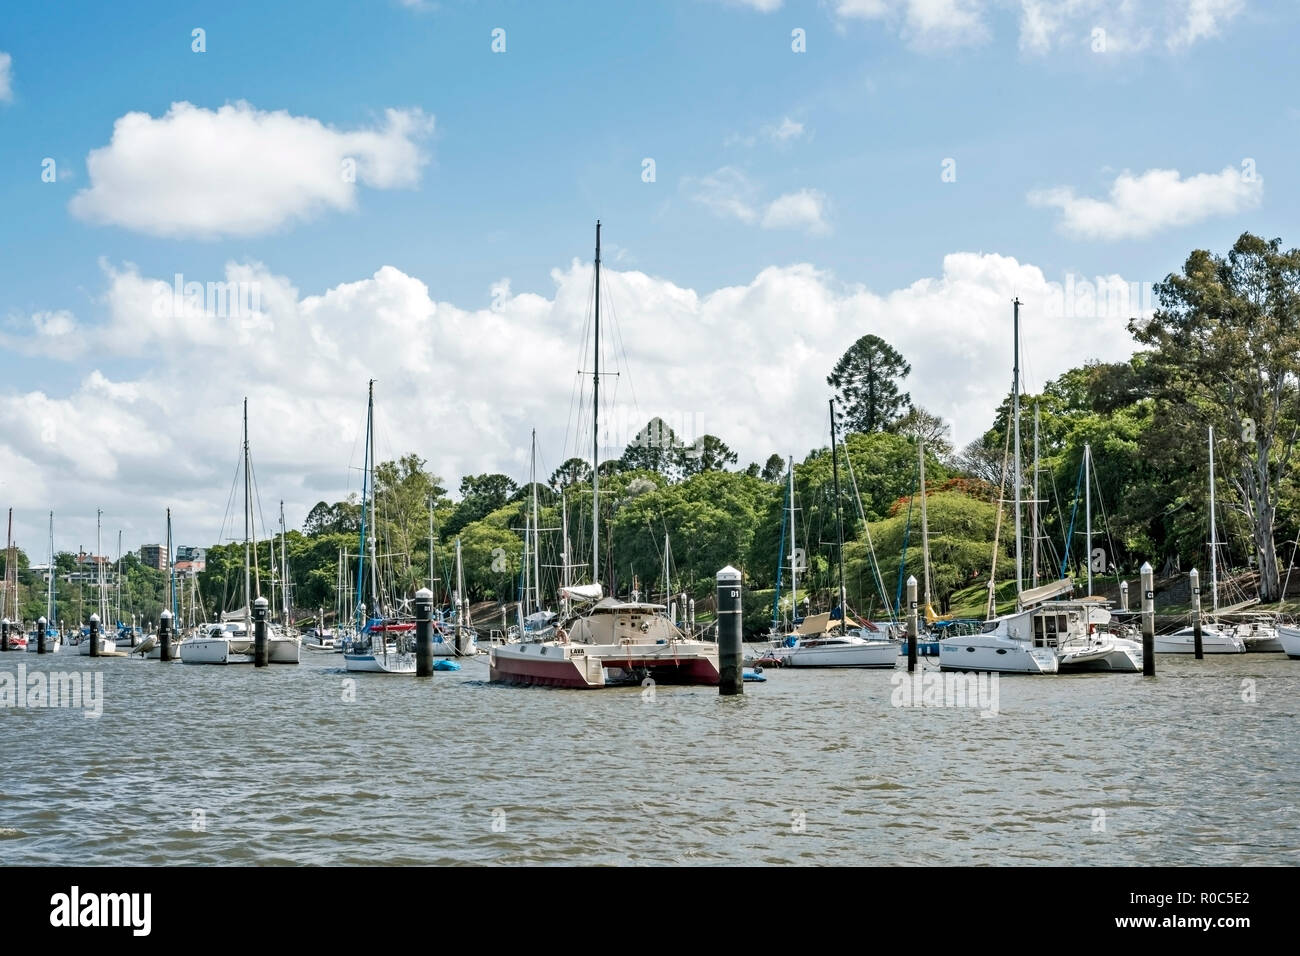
[1019,578,1074,608]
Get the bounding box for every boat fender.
[557,628,568,644]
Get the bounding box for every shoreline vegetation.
[4,233,1300,638]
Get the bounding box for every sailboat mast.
[561,491,571,618]
[47,512,55,627]
[116,530,123,623]
[919,438,932,610]
[531,430,541,613]
[829,399,848,627]
[455,537,464,627]
[1085,443,1093,597]
[166,508,175,620]
[663,532,670,610]
[788,456,798,619]
[1209,426,1218,616]
[96,509,106,622]
[591,220,601,588]
[280,500,289,624]
[1012,298,1023,602]
[428,497,436,593]
[243,398,252,627]
[3,507,11,621]
[368,382,380,617]
[1032,402,1040,588]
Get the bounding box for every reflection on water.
[1,652,1297,865]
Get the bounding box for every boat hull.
[490,640,720,688]
[181,638,254,664]
[1153,627,1246,654]
[1278,624,1300,660]
[269,635,301,664]
[78,638,117,656]
[938,636,1059,673]
[343,649,417,673]
[786,641,897,668]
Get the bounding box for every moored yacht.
[489,596,719,688]
[1153,624,1246,654]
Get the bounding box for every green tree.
[675,434,738,478]
[1130,233,1300,601]
[827,334,912,433]
[621,417,684,476]
[760,454,786,483]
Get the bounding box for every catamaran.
[490,222,719,688]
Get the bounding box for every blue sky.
[0,0,1295,552]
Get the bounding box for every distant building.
[139,545,166,571]
[173,560,205,577]
[176,546,206,564]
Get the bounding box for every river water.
[2,650,1297,865]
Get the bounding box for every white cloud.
[717,0,784,11]
[0,252,1144,554]
[0,52,12,102]
[686,168,830,234]
[762,189,831,235]
[1167,0,1243,49]
[835,0,991,50]
[686,166,761,224]
[834,0,1243,53]
[69,101,433,238]
[1029,166,1262,240]
[765,116,805,143]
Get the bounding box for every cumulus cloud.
[0,252,1146,552]
[761,189,831,234]
[1029,166,1262,240]
[686,168,831,235]
[0,52,12,102]
[835,0,991,50]
[69,101,434,238]
[1167,0,1243,49]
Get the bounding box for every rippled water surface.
[2,651,1298,865]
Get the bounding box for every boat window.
[981,621,998,633]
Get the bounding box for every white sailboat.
[79,511,118,655]
[182,398,278,665]
[783,400,895,669]
[490,222,719,687]
[344,381,418,674]
[30,511,62,652]
[1156,427,1246,653]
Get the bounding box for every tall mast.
[591,220,601,588]
[280,500,289,624]
[919,438,932,611]
[1209,426,1218,616]
[1012,298,1023,603]
[663,533,670,610]
[788,456,799,621]
[243,398,252,627]
[368,381,380,617]
[47,512,55,627]
[454,537,465,627]
[1032,402,1040,588]
[166,509,175,621]
[434,496,444,595]
[561,490,571,618]
[116,530,123,623]
[2,507,11,620]
[829,399,848,628]
[96,509,106,622]
[1085,443,1093,597]
[531,430,541,613]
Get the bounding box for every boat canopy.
[796,611,865,635]
[1019,578,1074,608]
[560,583,603,602]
